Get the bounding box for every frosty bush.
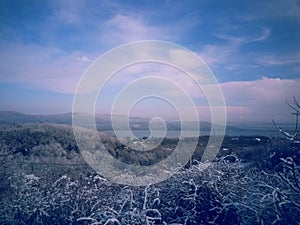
[1,156,299,224]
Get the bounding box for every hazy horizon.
[1,110,298,127]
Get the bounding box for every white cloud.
[258,53,300,66]
[164,77,300,123]
[2,41,299,123]
[96,62,300,123]
[215,26,271,44]
[130,76,300,122]
[100,14,167,45]
[77,55,91,62]
[252,27,271,42]
[220,77,300,122]
[0,41,93,94]
[199,26,271,67]
[199,43,238,66]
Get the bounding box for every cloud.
[96,63,300,123]
[100,14,168,45]
[215,26,271,43]
[252,27,271,42]
[199,43,238,66]
[220,77,300,122]
[133,76,300,122]
[77,55,91,62]
[1,0,299,121]
[258,53,300,66]
[0,40,93,94]
[0,4,198,95]
[202,26,271,65]
[1,20,298,122]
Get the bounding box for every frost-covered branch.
[273,96,300,141]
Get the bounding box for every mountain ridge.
[2,111,281,135]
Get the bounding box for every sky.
[0,0,300,123]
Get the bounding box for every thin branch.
[293,112,299,137]
[272,119,295,140]
[286,98,300,113]
[278,172,300,192]
[287,97,300,137]
[273,97,300,141]
[292,96,300,109]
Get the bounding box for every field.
[0,123,299,225]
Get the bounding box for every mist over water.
[102,129,283,138]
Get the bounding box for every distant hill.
[0,111,73,124]
[0,111,248,135]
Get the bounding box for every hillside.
[0,123,299,224]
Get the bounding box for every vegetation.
[0,122,299,224]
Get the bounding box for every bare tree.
[273,96,300,141]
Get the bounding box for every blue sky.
[0,0,300,122]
